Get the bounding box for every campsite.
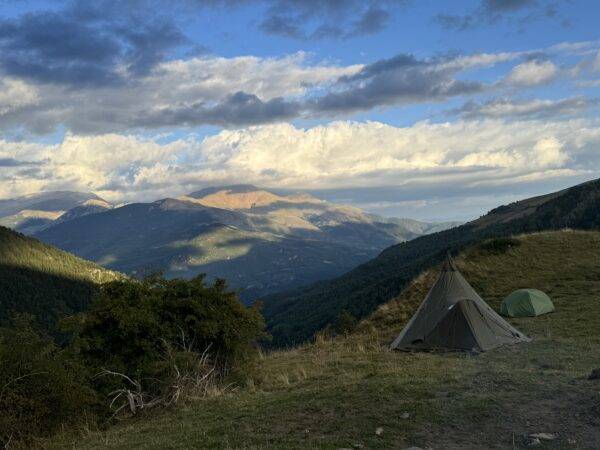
[40,230,600,449]
[390,253,530,353]
[1,1,600,449]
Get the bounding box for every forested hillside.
[0,226,122,331]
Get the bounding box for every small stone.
[375,427,384,436]
[588,368,600,380]
[401,412,410,419]
[567,438,577,445]
[530,433,557,441]
[527,438,541,447]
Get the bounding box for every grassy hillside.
[45,230,600,449]
[0,226,122,331]
[262,177,600,346]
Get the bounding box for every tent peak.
[442,252,457,272]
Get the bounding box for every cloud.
[451,96,595,120]
[577,79,600,88]
[0,8,588,135]
[483,0,536,12]
[307,52,517,114]
[0,157,38,167]
[435,0,563,31]
[0,53,361,133]
[0,49,533,133]
[255,0,398,40]
[3,118,599,207]
[137,91,302,128]
[195,120,583,189]
[504,59,558,86]
[0,4,187,87]
[0,78,39,115]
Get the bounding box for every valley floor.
[44,231,600,449]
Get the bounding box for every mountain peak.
[182,185,322,211]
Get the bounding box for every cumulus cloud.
[196,120,583,188]
[2,119,599,205]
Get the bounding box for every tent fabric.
[500,289,554,317]
[390,254,531,353]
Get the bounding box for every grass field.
[44,230,600,449]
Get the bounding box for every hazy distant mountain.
[54,198,113,224]
[0,191,109,233]
[34,185,458,301]
[261,177,600,345]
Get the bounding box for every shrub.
[334,309,358,335]
[0,316,96,445]
[65,275,267,414]
[478,237,521,254]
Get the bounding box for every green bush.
[0,275,266,443]
[66,275,267,407]
[334,309,358,335]
[478,237,521,254]
[0,316,96,445]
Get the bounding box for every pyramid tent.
[390,254,530,352]
[500,289,554,317]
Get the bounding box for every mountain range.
[1,186,458,301]
[2,178,600,345]
[261,178,600,345]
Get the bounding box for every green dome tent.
[500,289,554,317]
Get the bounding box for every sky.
[0,0,599,221]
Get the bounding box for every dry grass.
[43,230,600,449]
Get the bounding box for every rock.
[375,427,384,436]
[530,433,557,441]
[568,438,577,445]
[401,412,410,419]
[526,438,541,447]
[588,368,600,380]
